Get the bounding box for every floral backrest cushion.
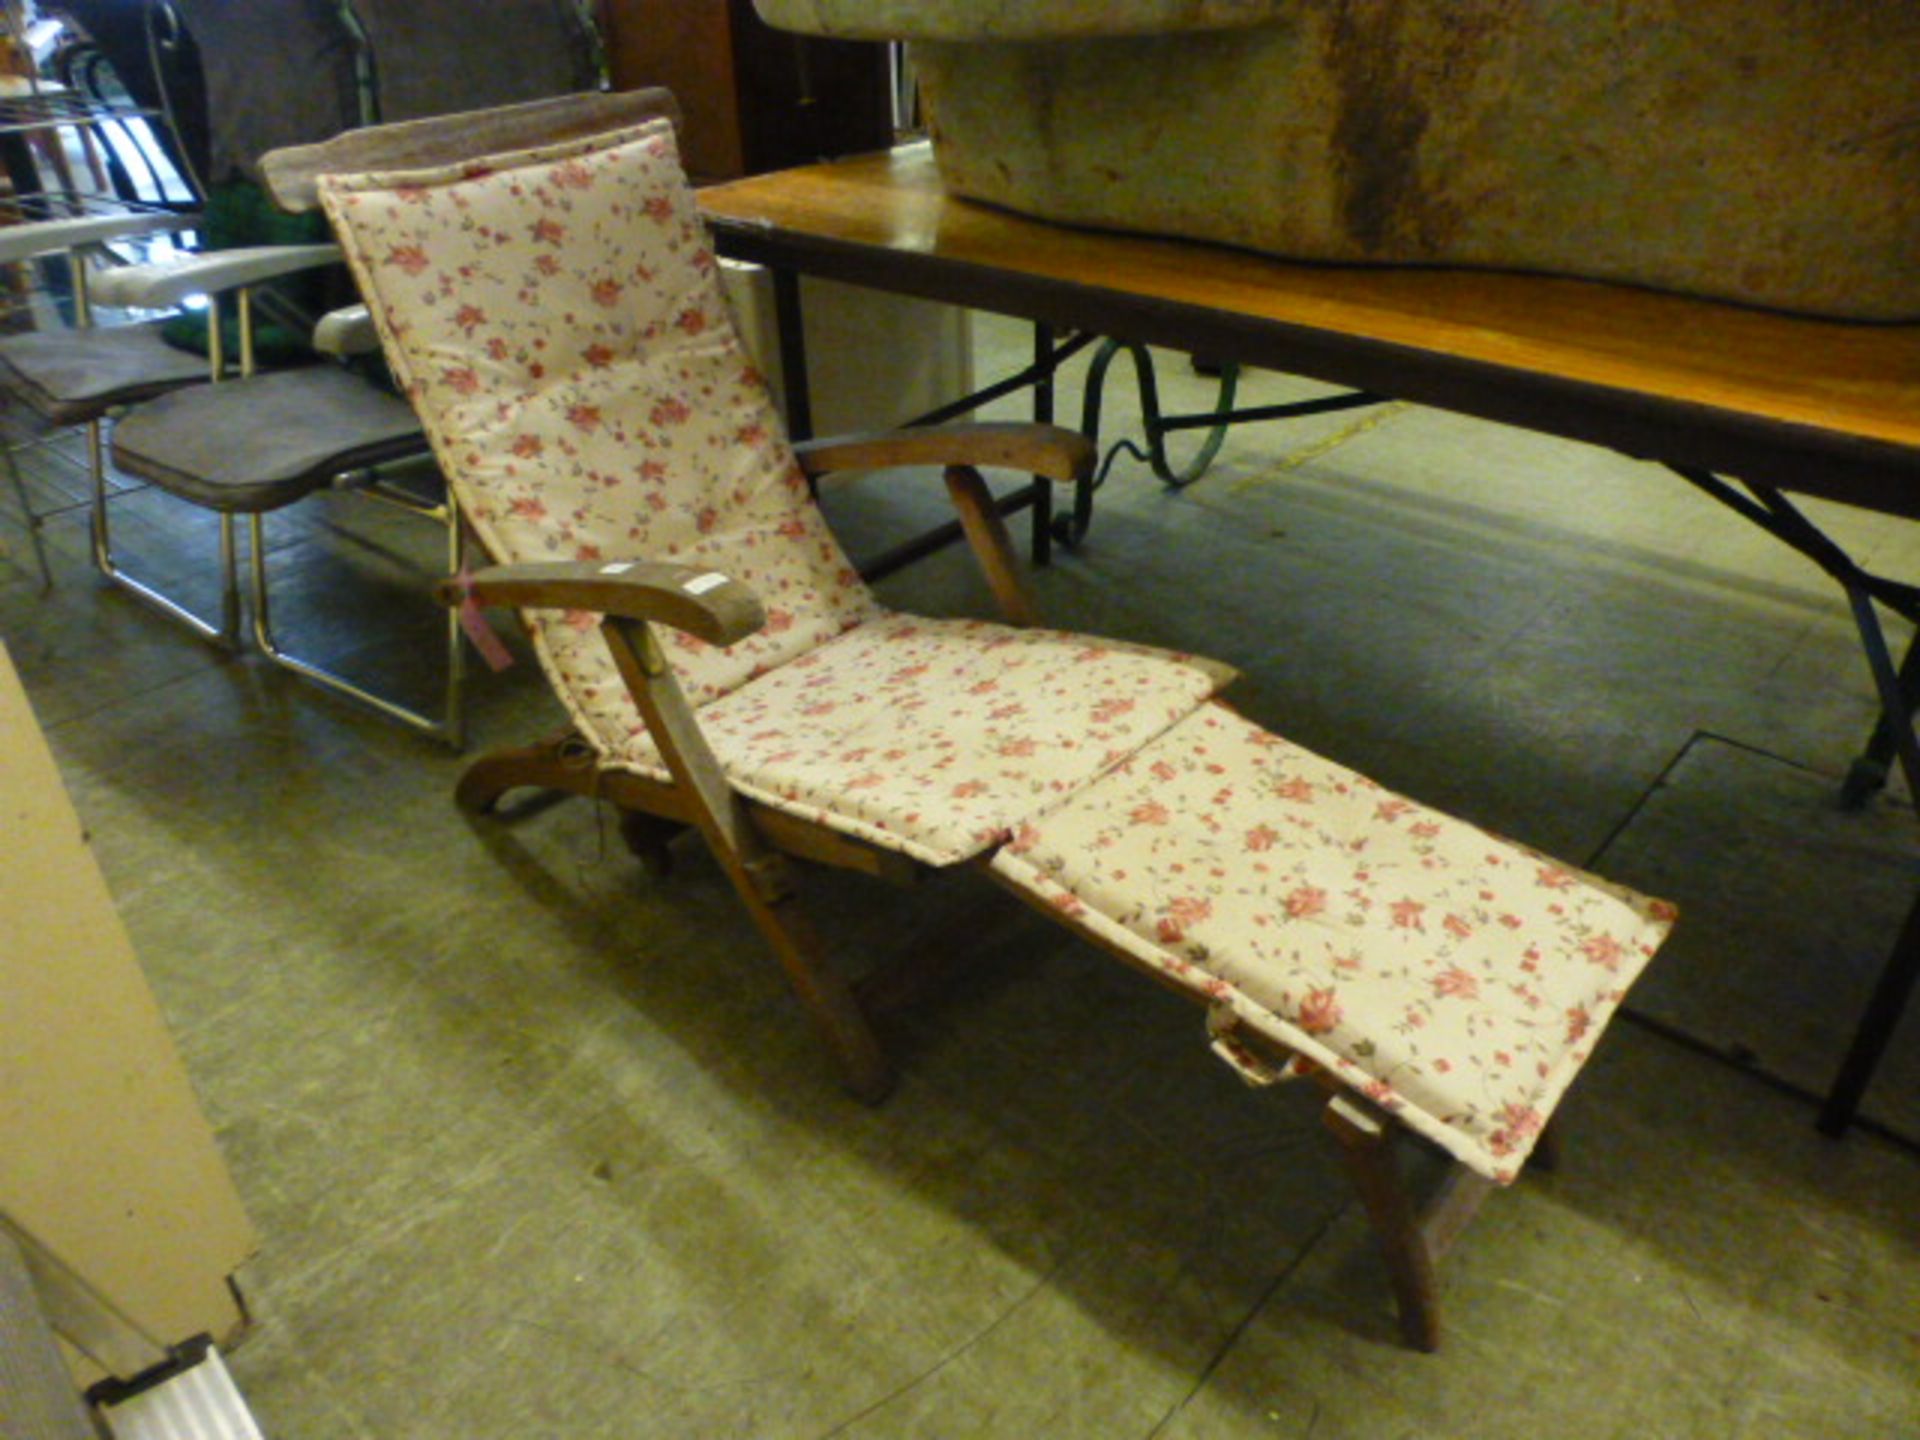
[317,118,880,746]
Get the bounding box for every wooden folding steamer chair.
[269,89,1675,1350]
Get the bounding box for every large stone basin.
[755,1,1920,321]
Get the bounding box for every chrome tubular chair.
[0,204,198,590]
[9,0,612,738]
[94,252,449,734]
[0,0,366,636]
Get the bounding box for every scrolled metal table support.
[1062,337,1386,546]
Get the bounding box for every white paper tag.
[683,572,728,595]
[599,562,635,574]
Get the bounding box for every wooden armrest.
[793,422,1096,483]
[433,560,764,646]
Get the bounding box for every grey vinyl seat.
[0,320,210,426]
[0,207,208,591]
[110,364,421,513]
[0,0,370,626]
[0,315,205,589]
[77,1,612,744]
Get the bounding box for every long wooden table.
[698,143,1920,1135]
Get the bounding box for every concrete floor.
[3,311,1918,1437]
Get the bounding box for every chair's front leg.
[602,616,893,1103]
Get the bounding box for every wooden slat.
[748,804,919,883]
[944,463,1041,627]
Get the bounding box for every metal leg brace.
[246,490,467,748]
[1670,465,1920,1133]
[89,417,243,648]
[1,426,53,589]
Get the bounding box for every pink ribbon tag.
[455,566,516,673]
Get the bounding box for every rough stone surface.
[760,1,1920,321]
[753,1,1286,42]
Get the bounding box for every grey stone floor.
[3,312,1917,1438]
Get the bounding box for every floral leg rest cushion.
[991,702,1675,1185]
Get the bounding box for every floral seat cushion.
[991,703,1675,1182]
[610,612,1235,867]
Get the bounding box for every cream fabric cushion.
[667,614,1232,866]
[320,118,1230,865]
[320,119,878,726]
[992,703,1675,1181]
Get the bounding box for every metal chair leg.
[245,499,466,748]
[1,434,52,590]
[88,419,242,648]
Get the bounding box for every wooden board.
[700,146,1920,516]
[0,644,255,1372]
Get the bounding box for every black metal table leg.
[1842,626,1920,809]
[1669,465,1920,1135]
[1818,577,1920,1133]
[771,266,813,444]
[1820,886,1920,1135]
[1030,322,1054,567]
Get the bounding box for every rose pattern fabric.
[991,703,1675,1182]
[318,118,1674,1175]
[635,613,1235,866]
[317,119,1231,864]
[319,118,881,739]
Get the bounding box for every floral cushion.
[607,613,1236,867]
[318,115,1234,862]
[317,117,880,754]
[991,703,1675,1182]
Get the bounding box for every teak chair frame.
[282,87,1605,1349]
[445,423,1499,1350]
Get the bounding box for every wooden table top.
[700,145,1920,517]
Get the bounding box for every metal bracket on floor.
[0,1215,264,1440]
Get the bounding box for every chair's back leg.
[603,616,893,1102]
[1323,1094,1443,1351]
[243,491,466,746]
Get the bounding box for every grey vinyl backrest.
[344,0,600,124]
[163,0,364,186]
[260,88,682,214]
